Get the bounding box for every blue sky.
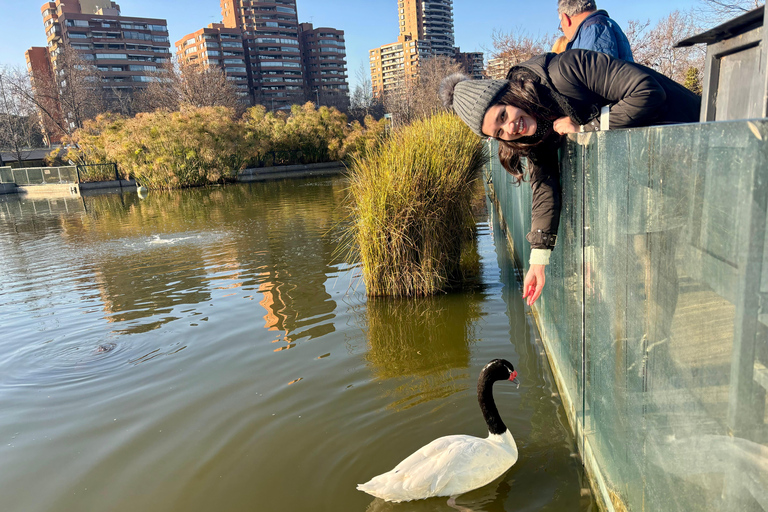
[1,0,707,90]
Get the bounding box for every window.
[69,32,88,39]
[124,31,152,41]
[67,19,90,27]
[96,53,127,59]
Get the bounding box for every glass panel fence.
[486,119,768,512]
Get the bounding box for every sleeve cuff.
[529,248,551,266]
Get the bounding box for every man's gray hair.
[557,0,597,16]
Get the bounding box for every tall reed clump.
[347,112,486,297]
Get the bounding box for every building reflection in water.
[0,179,347,346]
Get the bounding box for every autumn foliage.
[53,102,387,189]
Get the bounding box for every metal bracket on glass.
[758,292,768,326]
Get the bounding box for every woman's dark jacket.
[505,49,701,251]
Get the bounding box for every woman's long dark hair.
[496,77,564,183]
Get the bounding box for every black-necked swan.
[357,359,520,502]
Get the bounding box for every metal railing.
[0,166,78,185]
[0,164,121,185]
[76,163,119,183]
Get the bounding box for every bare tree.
[135,60,243,115]
[382,56,464,128]
[486,29,553,78]
[383,81,415,129]
[48,45,105,133]
[411,56,463,120]
[349,62,384,122]
[695,0,763,24]
[0,68,43,166]
[18,44,104,141]
[628,11,706,86]
[105,85,136,117]
[624,19,653,60]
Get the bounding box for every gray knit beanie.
[439,73,509,136]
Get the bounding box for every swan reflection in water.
[364,472,514,512]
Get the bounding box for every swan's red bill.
[509,370,520,388]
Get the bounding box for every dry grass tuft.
[346,112,486,297]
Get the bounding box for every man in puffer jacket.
[558,0,634,61]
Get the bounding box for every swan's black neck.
[477,372,507,435]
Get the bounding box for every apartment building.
[371,0,483,98]
[298,23,348,109]
[397,0,454,57]
[221,0,304,110]
[369,35,432,98]
[24,47,64,145]
[25,0,170,140]
[175,23,249,100]
[30,0,170,97]
[486,57,513,80]
[454,49,484,79]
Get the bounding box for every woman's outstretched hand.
[523,264,546,306]
[553,116,580,134]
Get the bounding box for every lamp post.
[314,88,319,107]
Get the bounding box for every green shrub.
[347,112,486,297]
[60,103,388,189]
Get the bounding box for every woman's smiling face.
[482,104,537,141]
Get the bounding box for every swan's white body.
[357,429,518,502]
[358,359,521,503]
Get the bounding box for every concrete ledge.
[237,161,346,182]
[17,183,80,197]
[0,183,17,195]
[80,179,136,190]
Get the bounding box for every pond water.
[0,177,593,512]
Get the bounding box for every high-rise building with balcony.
[369,35,432,98]
[30,0,170,102]
[221,0,304,110]
[398,0,454,57]
[298,23,348,110]
[370,0,482,99]
[175,23,250,101]
[26,0,170,140]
